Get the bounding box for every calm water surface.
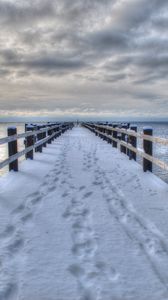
[0,122,168,183]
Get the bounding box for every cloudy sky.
[0,0,168,120]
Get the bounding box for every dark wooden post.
[51,124,55,141]
[106,128,110,143]
[120,124,127,154]
[126,123,130,157]
[42,125,47,147]
[53,124,57,139]
[99,127,101,138]
[95,125,98,136]
[47,124,53,144]
[109,125,113,144]
[129,125,137,161]
[25,125,35,159]
[103,126,106,141]
[105,127,110,143]
[112,124,118,148]
[8,127,18,171]
[57,125,61,137]
[60,124,64,135]
[56,124,60,137]
[35,125,43,152]
[107,124,112,144]
[60,124,63,135]
[101,126,104,140]
[143,127,153,172]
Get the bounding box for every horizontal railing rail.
[83,123,168,173]
[0,122,73,172]
[0,124,60,145]
[95,124,168,146]
[0,130,59,170]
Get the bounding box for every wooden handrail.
[0,124,60,145]
[83,123,168,173]
[93,124,168,146]
[0,130,61,170]
[0,122,73,171]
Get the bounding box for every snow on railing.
[0,122,74,172]
[95,124,168,146]
[0,125,59,145]
[83,123,168,173]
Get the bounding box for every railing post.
[107,124,112,144]
[8,127,18,171]
[107,127,111,143]
[120,124,127,154]
[112,124,118,148]
[47,124,53,144]
[99,126,102,139]
[103,126,106,141]
[61,124,65,134]
[143,127,153,172]
[58,125,61,137]
[129,125,137,161]
[51,124,55,141]
[42,125,47,147]
[53,124,57,139]
[36,125,43,152]
[95,125,98,136]
[102,126,105,141]
[126,124,130,157]
[25,125,35,160]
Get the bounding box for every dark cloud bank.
[0,0,168,119]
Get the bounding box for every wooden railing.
[82,123,168,173]
[0,122,73,172]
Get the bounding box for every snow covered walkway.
[0,126,168,300]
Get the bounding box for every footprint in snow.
[48,185,56,193]
[27,191,41,201]
[7,238,24,254]
[62,208,71,219]
[83,192,93,199]
[0,225,15,239]
[94,261,120,283]
[53,177,59,183]
[21,212,33,224]
[72,239,97,257]
[1,283,18,300]
[12,204,25,215]
[31,194,42,205]
[55,171,61,176]
[62,191,69,198]
[68,264,85,278]
[92,180,101,186]
[79,186,86,191]
[61,180,67,185]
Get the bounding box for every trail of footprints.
[63,142,120,300]
[1,132,166,299]
[63,185,102,300]
[93,160,168,293]
[0,141,70,299]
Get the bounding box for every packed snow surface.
[0,126,168,300]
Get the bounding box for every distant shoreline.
[0,120,168,124]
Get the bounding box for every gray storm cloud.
[0,0,168,119]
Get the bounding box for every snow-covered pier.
[0,126,168,300]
